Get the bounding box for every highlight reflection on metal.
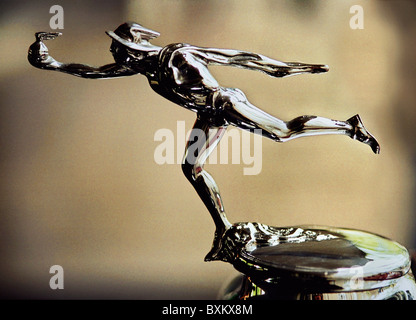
[28,22,414,300]
[217,225,416,300]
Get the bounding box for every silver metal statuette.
[28,22,416,300]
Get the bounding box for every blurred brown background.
[1,0,416,299]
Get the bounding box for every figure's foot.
[205,229,227,262]
[347,114,380,154]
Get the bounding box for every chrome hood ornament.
[28,22,414,300]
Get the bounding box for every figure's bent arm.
[188,47,329,78]
[28,32,137,79]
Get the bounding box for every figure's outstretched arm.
[28,32,137,79]
[189,47,329,78]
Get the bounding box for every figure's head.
[106,22,161,70]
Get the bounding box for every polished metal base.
[215,225,416,300]
[219,271,416,300]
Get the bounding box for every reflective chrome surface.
[214,223,416,300]
[219,271,416,300]
[210,225,409,281]
[27,22,412,300]
[216,225,416,300]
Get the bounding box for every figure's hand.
[28,32,61,68]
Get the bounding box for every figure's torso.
[147,43,220,112]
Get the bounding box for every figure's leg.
[218,88,380,154]
[181,115,232,260]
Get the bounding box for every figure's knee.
[181,162,194,181]
[286,115,317,133]
[182,161,202,182]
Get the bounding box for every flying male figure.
[28,22,379,260]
